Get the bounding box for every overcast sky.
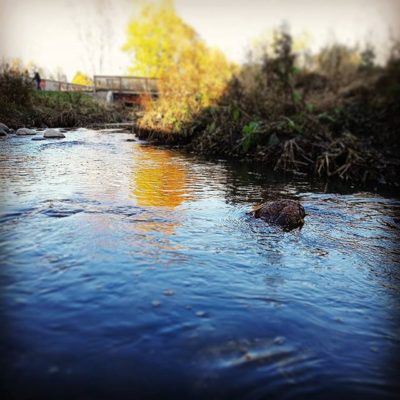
[1,0,399,80]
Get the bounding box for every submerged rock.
[0,128,7,137]
[32,136,46,141]
[44,129,65,139]
[151,300,161,307]
[195,311,207,318]
[251,199,306,230]
[16,128,36,135]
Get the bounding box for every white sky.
[0,0,399,80]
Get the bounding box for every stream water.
[0,129,399,399]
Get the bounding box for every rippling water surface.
[0,129,399,399]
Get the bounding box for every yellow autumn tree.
[72,71,93,86]
[123,0,234,132]
[123,0,198,78]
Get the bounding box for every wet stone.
[0,122,10,132]
[44,129,65,139]
[16,128,36,135]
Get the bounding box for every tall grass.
[0,64,125,128]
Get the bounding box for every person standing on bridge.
[33,72,41,90]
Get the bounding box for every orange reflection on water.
[132,145,191,209]
[131,145,192,239]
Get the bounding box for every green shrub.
[242,121,262,151]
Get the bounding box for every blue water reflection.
[0,129,399,399]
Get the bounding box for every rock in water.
[16,128,36,135]
[252,199,306,230]
[0,128,7,137]
[0,123,10,133]
[43,129,65,139]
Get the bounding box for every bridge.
[40,75,159,106]
[40,79,93,92]
[93,75,158,105]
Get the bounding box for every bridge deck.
[93,75,158,95]
[41,75,159,97]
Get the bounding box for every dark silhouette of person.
[33,72,41,90]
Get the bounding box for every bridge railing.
[93,75,158,95]
[41,79,93,92]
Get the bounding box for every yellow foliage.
[123,0,235,132]
[9,58,24,73]
[123,0,197,78]
[72,71,93,86]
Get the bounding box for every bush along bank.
[0,67,127,129]
[136,32,400,189]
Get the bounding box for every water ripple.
[0,129,399,399]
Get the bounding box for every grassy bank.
[0,68,127,129]
[136,33,400,188]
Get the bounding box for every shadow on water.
[0,129,399,399]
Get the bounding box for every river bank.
[0,68,128,129]
[130,31,400,190]
[135,62,400,190]
[135,111,400,193]
[0,91,128,129]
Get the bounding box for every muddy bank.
[136,122,400,192]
